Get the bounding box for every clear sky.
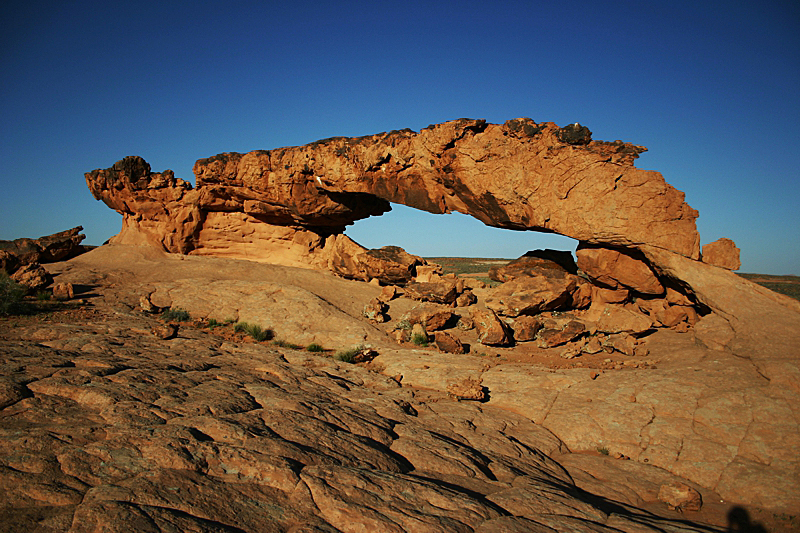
[1,0,798,274]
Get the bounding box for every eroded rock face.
[86,119,701,286]
[576,243,664,295]
[0,227,86,273]
[702,237,741,270]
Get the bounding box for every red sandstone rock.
[86,119,701,287]
[403,281,459,305]
[595,305,653,335]
[472,309,512,346]
[10,263,51,291]
[507,315,543,342]
[702,237,741,270]
[576,243,664,295]
[402,305,457,331]
[363,298,389,322]
[446,376,486,400]
[485,271,582,317]
[537,320,586,348]
[0,227,86,269]
[488,249,577,282]
[434,331,466,354]
[51,282,74,300]
[658,481,703,511]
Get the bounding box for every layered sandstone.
[86,119,701,285]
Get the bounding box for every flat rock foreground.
[2,244,799,532]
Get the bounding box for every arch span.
[85,118,716,297]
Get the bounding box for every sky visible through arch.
[1,0,798,274]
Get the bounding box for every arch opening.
[345,203,578,260]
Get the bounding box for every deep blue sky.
[2,0,798,274]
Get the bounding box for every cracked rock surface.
[0,248,748,532]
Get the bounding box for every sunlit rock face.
[85,118,701,283]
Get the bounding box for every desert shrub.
[246,324,272,342]
[597,447,609,456]
[207,318,220,329]
[273,339,302,349]
[235,322,273,341]
[307,343,324,352]
[162,308,191,322]
[396,319,412,330]
[334,347,360,363]
[411,333,429,346]
[0,273,26,316]
[36,291,51,301]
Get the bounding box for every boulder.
[363,298,388,322]
[507,315,543,342]
[576,243,664,295]
[10,263,51,291]
[702,238,741,270]
[595,305,654,335]
[488,249,577,282]
[455,290,477,307]
[0,226,86,266]
[52,282,74,300]
[403,281,459,305]
[485,271,582,317]
[434,331,466,354]
[537,319,586,348]
[0,251,20,275]
[471,309,512,346]
[401,305,457,331]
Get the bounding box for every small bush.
[247,324,272,342]
[162,308,191,322]
[411,333,429,346]
[273,339,302,349]
[235,322,273,341]
[0,273,26,316]
[334,347,361,363]
[208,318,220,328]
[307,343,324,352]
[36,291,51,301]
[597,447,609,456]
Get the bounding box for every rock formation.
[86,119,701,287]
[0,226,86,268]
[702,237,741,270]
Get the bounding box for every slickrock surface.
[0,245,759,532]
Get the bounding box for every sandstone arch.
[85,118,799,328]
[85,119,699,280]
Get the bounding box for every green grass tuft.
[307,343,324,352]
[411,333,429,346]
[334,347,361,363]
[162,308,191,322]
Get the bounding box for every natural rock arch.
[85,119,700,282]
[86,117,789,327]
